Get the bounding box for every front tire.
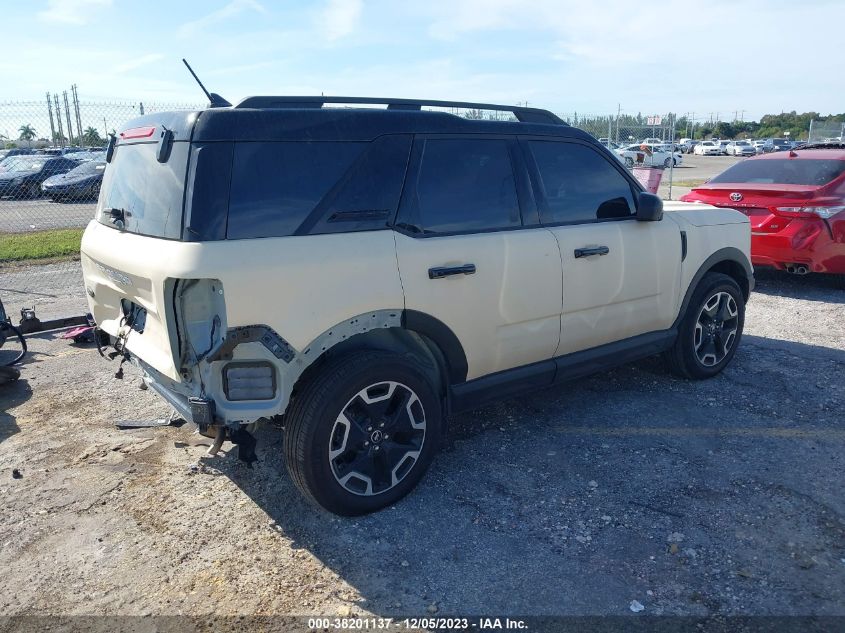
[665,273,745,379]
[284,350,442,515]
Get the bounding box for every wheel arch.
[283,309,468,417]
[675,248,753,329]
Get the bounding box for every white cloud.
[320,0,363,41]
[178,0,266,37]
[37,0,112,25]
[114,53,165,73]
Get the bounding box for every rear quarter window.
[226,141,367,239]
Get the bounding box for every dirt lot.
[1,268,844,624]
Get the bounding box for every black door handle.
[574,246,610,258]
[428,264,476,279]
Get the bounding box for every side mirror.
[636,192,663,221]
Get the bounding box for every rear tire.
[624,157,634,168]
[665,273,745,379]
[284,350,442,515]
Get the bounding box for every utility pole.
[46,92,57,147]
[54,94,64,147]
[72,84,83,143]
[63,91,74,146]
[615,103,621,143]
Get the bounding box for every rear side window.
[98,141,189,239]
[528,141,635,224]
[227,141,366,239]
[411,138,521,234]
[709,159,845,186]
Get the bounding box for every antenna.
[182,58,231,108]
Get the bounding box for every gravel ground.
[1,269,843,623]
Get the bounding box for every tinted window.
[529,141,635,224]
[98,141,189,239]
[227,141,366,239]
[709,158,845,186]
[412,139,520,233]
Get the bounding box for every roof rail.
[234,96,566,125]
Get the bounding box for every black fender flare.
[674,247,754,328]
[402,310,468,384]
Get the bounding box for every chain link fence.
[1,101,685,322]
[0,100,201,322]
[808,118,845,143]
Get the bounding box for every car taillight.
[119,126,156,139]
[771,205,845,219]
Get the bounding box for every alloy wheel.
[328,381,426,496]
[694,291,739,367]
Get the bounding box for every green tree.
[81,126,102,146]
[18,124,36,141]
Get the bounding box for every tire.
[90,180,101,200]
[284,350,442,515]
[624,157,634,168]
[0,366,20,385]
[28,182,41,199]
[664,272,745,379]
[663,157,672,168]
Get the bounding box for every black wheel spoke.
[329,381,426,496]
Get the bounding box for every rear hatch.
[685,184,816,231]
[81,111,200,381]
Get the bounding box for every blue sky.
[2,0,844,121]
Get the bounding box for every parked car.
[615,143,680,168]
[41,159,106,201]
[681,143,845,284]
[684,140,700,154]
[751,140,767,153]
[717,140,731,155]
[762,138,791,153]
[725,140,756,156]
[81,96,752,515]
[694,141,722,155]
[0,156,79,198]
[0,148,35,160]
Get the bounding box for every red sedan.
[681,145,845,284]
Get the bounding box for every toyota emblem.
[730,192,743,202]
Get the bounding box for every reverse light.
[119,126,156,140]
[772,205,845,219]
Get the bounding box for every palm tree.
[81,126,102,146]
[18,124,36,141]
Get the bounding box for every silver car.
[726,140,756,156]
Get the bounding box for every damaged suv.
[81,97,753,515]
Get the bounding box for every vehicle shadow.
[210,332,845,616]
[0,377,31,445]
[752,268,844,304]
